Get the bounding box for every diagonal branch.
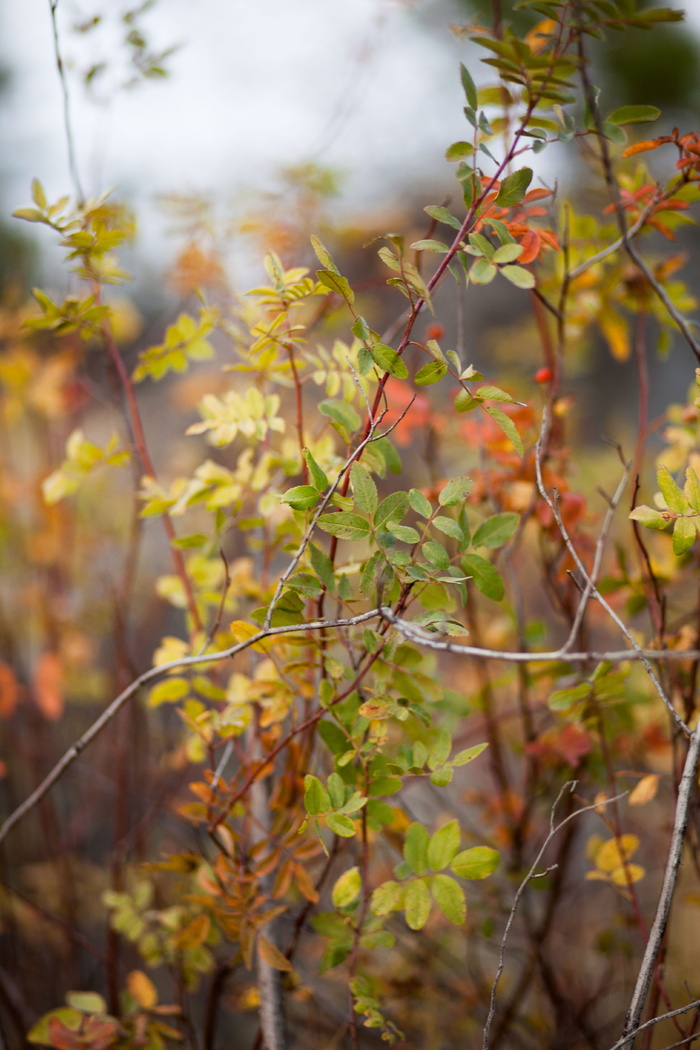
[0,608,383,846]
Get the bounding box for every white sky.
[2,0,699,267]
[0,1,468,230]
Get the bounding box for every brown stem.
[97,306,203,633]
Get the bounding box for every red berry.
[535,367,553,383]
[426,323,445,341]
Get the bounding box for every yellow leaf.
[229,620,273,654]
[593,834,639,872]
[127,969,158,1009]
[599,311,630,361]
[172,913,210,951]
[629,774,659,806]
[525,18,558,54]
[257,935,293,971]
[609,863,645,886]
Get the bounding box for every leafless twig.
[482,783,627,1050]
[619,730,700,1050]
[0,608,383,846]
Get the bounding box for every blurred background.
[3,1,700,1046]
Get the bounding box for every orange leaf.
[293,862,320,903]
[127,969,158,1009]
[622,140,661,157]
[258,935,293,971]
[33,652,63,720]
[172,913,210,951]
[629,774,659,806]
[517,229,541,265]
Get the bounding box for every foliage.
[2,2,700,1049]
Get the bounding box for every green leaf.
[279,484,321,511]
[468,233,495,259]
[461,553,504,601]
[431,874,466,924]
[452,742,488,766]
[415,360,448,385]
[430,768,453,787]
[371,344,409,379]
[404,879,431,930]
[427,820,461,871]
[350,463,378,515]
[493,243,524,264]
[685,467,700,513]
[326,813,357,837]
[460,62,478,109]
[424,205,462,231]
[629,505,670,530]
[404,822,430,876]
[484,406,523,455]
[607,105,661,126]
[600,121,627,144]
[500,265,535,289]
[374,491,410,529]
[371,880,403,916]
[319,398,361,434]
[472,512,519,549]
[311,235,339,273]
[305,775,331,816]
[332,866,361,908]
[454,389,478,413]
[303,448,329,491]
[385,521,420,543]
[470,257,497,284]
[422,539,450,571]
[439,476,473,507]
[409,488,433,517]
[657,464,691,514]
[432,515,465,541]
[446,141,475,161]
[673,515,697,556]
[410,239,449,253]
[548,682,592,711]
[495,167,533,207]
[317,513,371,540]
[450,846,500,880]
[66,991,108,1012]
[316,269,355,305]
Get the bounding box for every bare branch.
[534,408,688,736]
[483,784,627,1050]
[619,730,700,1050]
[606,998,700,1050]
[0,608,383,846]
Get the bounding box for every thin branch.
[482,783,627,1050]
[378,609,700,667]
[0,608,383,846]
[620,729,700,1050]
[606,999,700,1050]
[575,23,700,364]
[534,408,688,736]
[48,0,85,204]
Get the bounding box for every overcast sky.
[2,0,699,269]
[0,0,470,232]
